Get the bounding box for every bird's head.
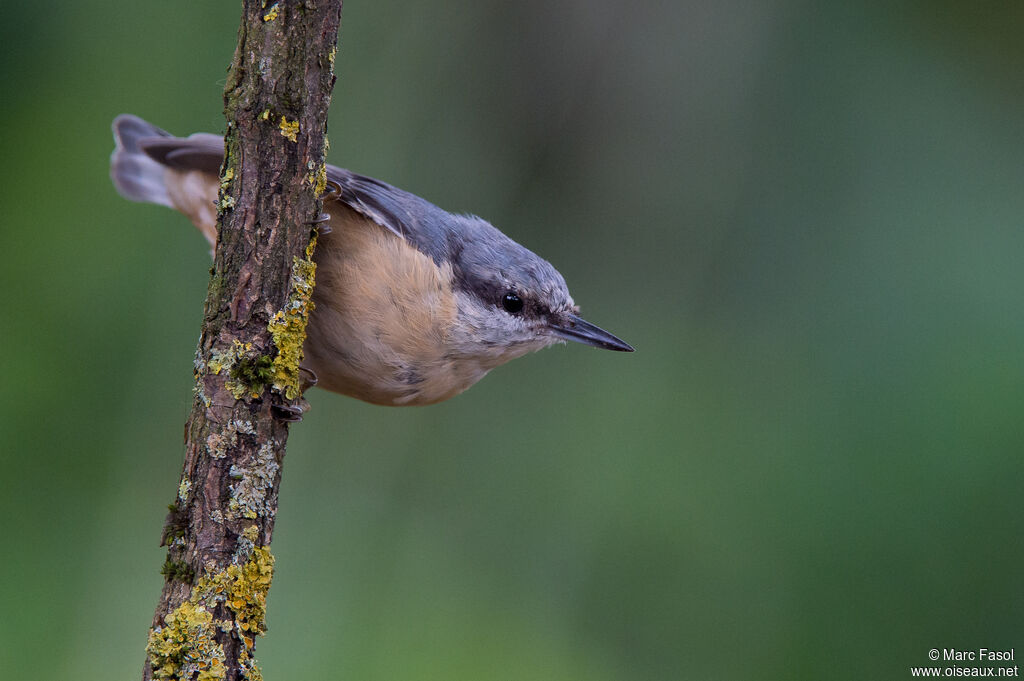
[447,216,633,368]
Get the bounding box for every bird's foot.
[273,398,310,422]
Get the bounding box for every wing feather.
[122,117,457,265]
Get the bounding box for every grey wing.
[116,115,453,263]
[325,165,455,264]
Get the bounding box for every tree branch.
[143,2,342,679]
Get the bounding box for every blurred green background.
[2,1,1022,679]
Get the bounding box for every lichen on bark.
[267,243,318,400]
[147,544,275,681]
[142,2,343,680]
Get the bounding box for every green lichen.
[161,524,186,546]
[208,340,270,400]
[162,559,196,584]
[228,442,280,520]
[208,271,226,301]
[278,116,299,142]
[146,602,226,681]
[268,242,317,399]
[231,353,274,390]
[161,502,187,547]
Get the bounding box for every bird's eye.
[502,292,524,314]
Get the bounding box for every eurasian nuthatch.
[110,115,632,406]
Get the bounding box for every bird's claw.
[307,212,332,234]
[273,398,310,422]
[299,365,318,391]
[321,179,343,202]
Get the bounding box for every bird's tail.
[110,114,174,207]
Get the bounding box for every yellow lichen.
[242,525,260,543]
[305,231,317,260]
[178,478,192,502]
[207,340,250,376]
[148,547,275,681]
[195,547,275,636]
[219,169,236,210]
[262,3,279,22]
[268,244,317,400]
[233,524,261,561]
[146,602,226,681]
[258,109,270,121]
[278,116,299,143]
[307,160,327,197]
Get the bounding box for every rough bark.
[143,2,342,680]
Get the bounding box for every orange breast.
[302,204,473,405]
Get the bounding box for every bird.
[110,114,632,407]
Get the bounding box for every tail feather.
[110,114,174,207]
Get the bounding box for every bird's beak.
[547,313,634,352]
